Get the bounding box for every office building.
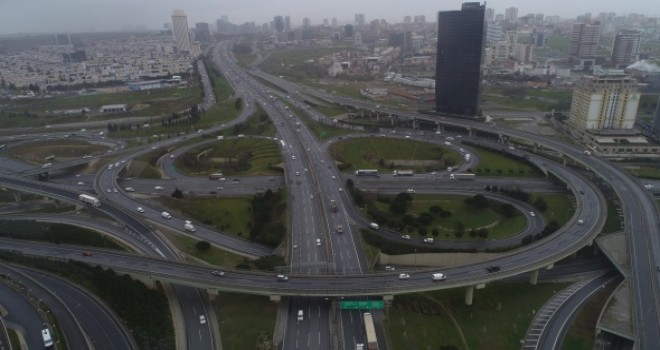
[485,8,495,21]
[568,72,640,132]
[171,10,191,53]
[569,22,601,69]
[273,16,285,33]
[302,17,311,28]
[515,44,533,64]
[435,2,486,116]
[612,30,642,68]
[389,32,413,54]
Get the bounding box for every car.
[169,154,175,159]
[137,207,145,213]
[125,187,135,192]
[530,211,536,217]
[297,309,304,321]
[212,270,225,277]
[77,181,85,186]
[232,178,239,182]
[277,274,289,282]
[310,194,314,198]
[331,175,336,180]
[577,219,584,225]
[113,188,118,193]
[304,168,308,172]
[401,234,411,240]
[338,188,343,192]
[316,238,321,246]
[199,315,206,324]
[154,186,164,191]
[432,273,447,281]
[106,188,112,193]
[404,135,411,139]
[444,141,452,146]
[424,237,434,243]
[82,251,93,256]
[398,273,410,280]
[293,244,298,249]
[406,189,415,194]
[486,265,501,273]
[295,171,300,176]
[385,266,395,271]
[291,155,296,160]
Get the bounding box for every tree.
[171,188,183,199]
[477,228,489,239]
[533,197,548,212]
[416,212,434,226]
[346,179,355,190]
[195,240,211,251]
[468,228,477,238]
[429,205,444,216]
[454,221,465,236]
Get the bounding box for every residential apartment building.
[171,10,191,53]
[569,22,601,69]
[568,73,640,132]
[611,29,642,68]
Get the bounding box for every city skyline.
[0,0,658,35]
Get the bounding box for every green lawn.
[370,194,527,239]
[468,144,544,178]
[386,282,570,350]
[535,193,575,226]
[7,139,108,164]
[330,138,462,173]
[626,165,660,180]
[601,199,623,234]
[213,292,278,349]
[175,137,283,176]
[315,104,347,117]
[160,197,252,239]
[160,229,246,267]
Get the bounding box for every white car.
[398,273,410,280]
[137,207,145,213]
[401,234,411,240]
[424,237,434,244]
[295,172,300,176]
[530,211,536,217]
[316,238,321,246]
[385,266,395,271]
[199,315,206,324]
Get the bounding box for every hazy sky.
[0,0,657,35]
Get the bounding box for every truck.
[449,173,475,180]
[78,194,101,207]
[184,220,196,232]
[208,173,224,180]
[393,170,414,176]
[330,200,338,212]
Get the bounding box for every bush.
[195,240,211,251]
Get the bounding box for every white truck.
[78,194,101,207]
[184,220,196,232]
[449,173,475,180]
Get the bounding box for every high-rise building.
[505,7,518,22]
[285,16,291,32]
[331,18,338,27]
[171,10,192,53]
[302,17,311,28]
[413,16,426,24]
[485,8,495,21]
[652,97,660,133]
[568,73,640,132]
[569,22,601,69]
[435,2,486,116]
[355,13,365,27]
[612,30,642,68]
[195,22,211,42]
[515,43,533,63]
[273,16,285,33]
[389,32,413,54]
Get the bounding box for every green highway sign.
[340,300,384,310]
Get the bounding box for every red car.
[82,251,93,257]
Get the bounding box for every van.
[297,309,304,321]
[432,273,447,281]
[125,187,135,192]
[369,222,379,230]
[424,237,434,244]
[161,212,172,219]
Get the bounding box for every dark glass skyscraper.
[435,2,486,116]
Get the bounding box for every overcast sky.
[0,0,657,35]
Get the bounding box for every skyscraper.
[355,13,365,27]
[172,10,191,53]
[612,30,642,68]
[505,7,518,22]
[435,2,486,116]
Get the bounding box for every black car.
[486,265,500,273]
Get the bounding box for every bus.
[363,312,378,350]
[355,169,379,177]
[42,328,54,349]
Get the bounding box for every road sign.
[340,300,384,310]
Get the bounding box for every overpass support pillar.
[270,295,281,303]
[13,193,20,202]
[206,289,219,300]
[529,269,539,285]
[383,295,394,317]
[468,128,475,137]
[412,119,417,129]
[465,286,475,306]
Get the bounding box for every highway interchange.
[0,38,657,349]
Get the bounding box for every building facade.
[435,2,486,116]
[568,73,640,132]
[171,10,191,53]
[611,30,642,68]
